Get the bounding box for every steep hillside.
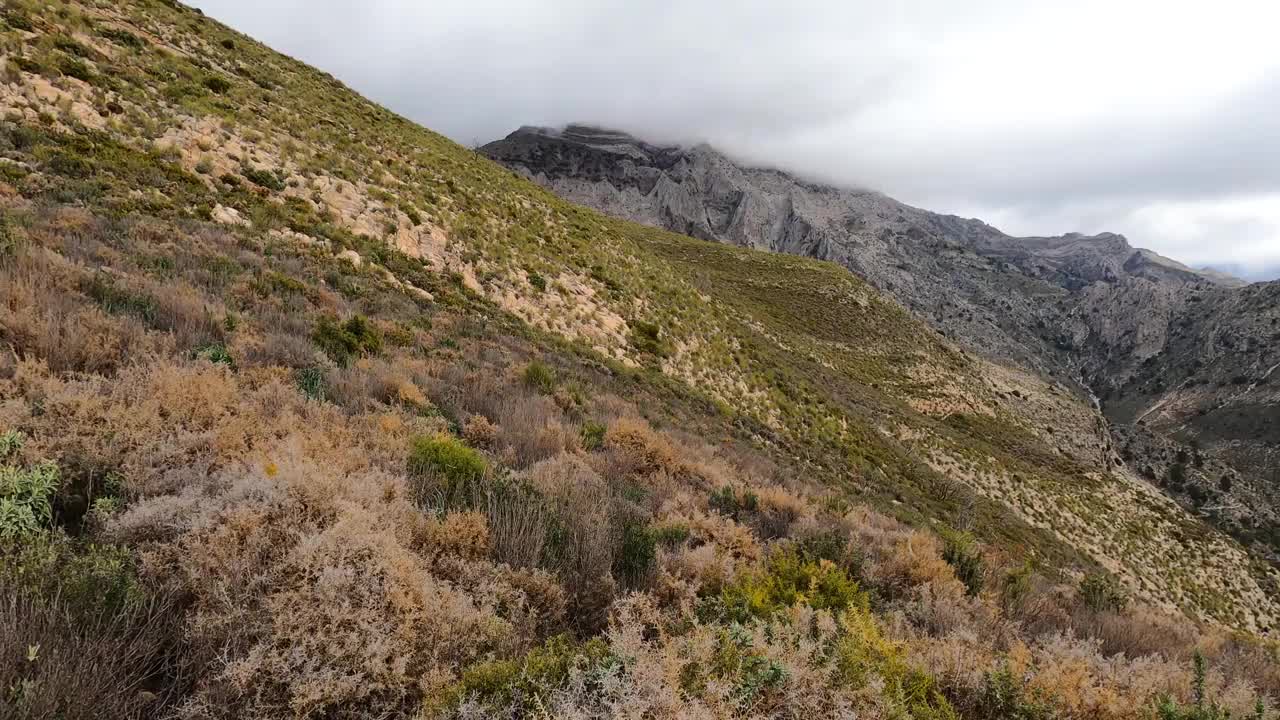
[0,2,1277,718]
[483,124,1280,562]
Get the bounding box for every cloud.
[194,0,1280,278]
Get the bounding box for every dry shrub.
[0,583,182,720]
[833,507,965,604]
[602,417,684,479]
[461,413,498,448]
[420,510,490,560]
[205,508,509,718]
[0,246,157,373]
[474,484,551,570]
[541,595,928,720]
[525,454,617,635]
[493,392,575,469]
[113,446,549,720]
[425,364,505,422]
[683,510,762,566]
[1068,605,1199,660]
[748,485,809,540]
[146,278,227,349]
[231,329,319,368]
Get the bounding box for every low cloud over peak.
[196,0,1280,279]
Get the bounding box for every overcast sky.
[196,0,1280,279]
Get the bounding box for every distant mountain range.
[483,124,1280,560]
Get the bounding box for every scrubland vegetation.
[2,195,1277,720]
[0,0,1277,717]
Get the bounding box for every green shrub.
[195,342,235,367]
[48,152,94,178]
[83,274,156,323]
[53,38,90,57]
[408,434,488,495]
[795,527,852,566]
[628,319,670,357]
[294,367,327,401]
[0,430,23,460]
[521,360,556,393]
[836,608,958,720]
[527,272,546,292]
[58,57,94,83]
[100,27,144,49]
[580,420,606,450]
[2,10,33,31]
[241,165,285,191]
[202,75,231,94]
[975,662,1053,720]
[312,314,382,366]
[703,625,788,711]
[0,461,60,543]
[1079,572,1127,612]
[716,547,867,621]
[1001,559,1035,610]
[613,523,656,587]
[940,528,985,596]
[709,485,759,519]
[11,56,43,74]
[438,635,611,713]
[650,521,690,547]
[1152,652,1266,720]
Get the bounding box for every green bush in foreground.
[716,547,867,621]
[0,460,59,543]
[408,434,488,495]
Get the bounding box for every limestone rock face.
[483,124,1280,559]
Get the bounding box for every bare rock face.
[482,124,1280,560]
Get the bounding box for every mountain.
[1,3,1278,717]
[482,124,1280,562]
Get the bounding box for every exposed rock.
[210,203,248,227]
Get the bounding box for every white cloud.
[194,0,1280,277]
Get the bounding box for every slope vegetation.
[0,1,1276,718]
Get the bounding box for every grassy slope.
[0,0,1275,632]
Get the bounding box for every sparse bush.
[241,165,285,191]
[521,360,555,393]
[579,420,606,450]
[1079,572,1128,613]
[0,581,180,720]
[312,314,382,366]
[294,366,327,400]
[940,528,985,596]
[202,75,232,94]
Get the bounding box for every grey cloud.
[195,0,1280,278]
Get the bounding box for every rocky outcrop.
[482,124,1280,560]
